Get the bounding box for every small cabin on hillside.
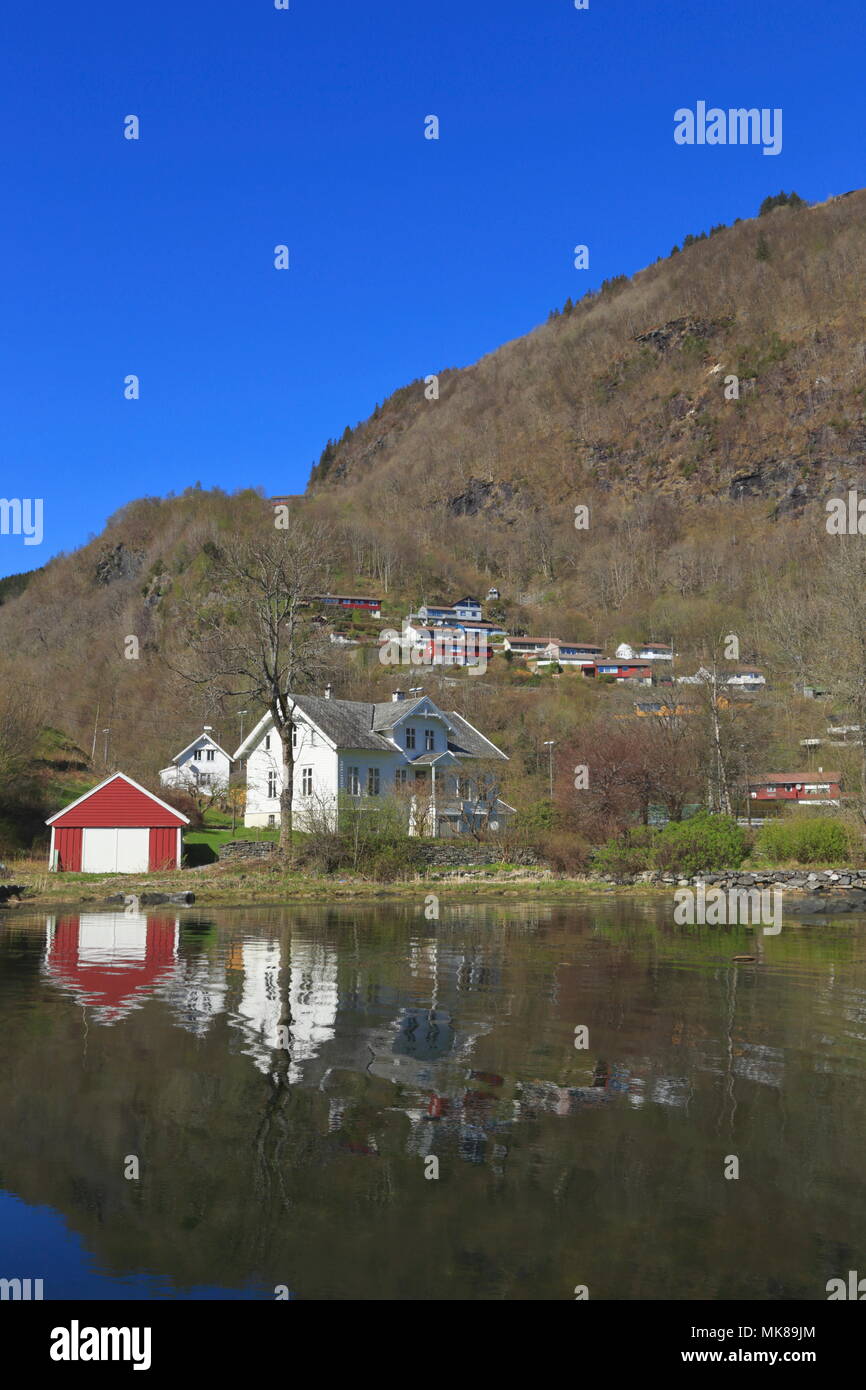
[47,773,189,873]
[748,771,841,806]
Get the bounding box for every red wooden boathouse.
[46,773,189,873]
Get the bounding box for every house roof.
[752,772,840,785]
[233,696,508,761]
[47,772,190,827]
[311,593,381,602]
[171,731,234,765]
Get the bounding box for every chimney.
[392,689,405,702]
[324,684,333,700]
[203,725,213,733]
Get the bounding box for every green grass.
[184,824,280,865]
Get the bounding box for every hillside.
[307,189,866,521]
[2,189,866,852]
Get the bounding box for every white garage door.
[82,827,150,873]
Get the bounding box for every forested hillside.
[2,189,866,853]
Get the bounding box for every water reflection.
[0,899,862,1298]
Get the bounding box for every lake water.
[2,898,866,1301]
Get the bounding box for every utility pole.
[102,727,111,765]
[544,740,556,801]
[238,709,248,745]
[91,702,100,763]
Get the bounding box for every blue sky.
[1,0,863,577]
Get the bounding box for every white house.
[616,641,674,662]
[159,727,233,795]
[724,668,767,690]
[234,689,513,836]
[538,641,602,668]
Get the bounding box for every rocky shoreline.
[594,867,866,913]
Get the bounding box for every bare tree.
[811,538,866,826]
[174,526,334,858]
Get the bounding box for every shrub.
[754,817,849,865]
[159,788,204,828]
[652,813,747,876]
[539,831,592,875]
[591,828,654,878]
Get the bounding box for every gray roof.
[286,695,507,761]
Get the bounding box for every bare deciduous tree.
[174,526,335,858]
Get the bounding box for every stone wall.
[594,867,866,891]
[218,840,280,862]
[415,842,539,869]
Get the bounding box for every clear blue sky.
[1,0,863,577]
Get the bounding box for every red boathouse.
[46,773,189,873]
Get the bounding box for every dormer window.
[406,727,416,750]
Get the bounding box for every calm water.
[2,898,866,1301]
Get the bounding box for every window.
[264,734,271,751]
[347,766,360,796]
[206,749,215,762]
[267,771,278,799]
[425,729,435,751]
[458,776,471,798]
[367,767,380,796]
[405,727,416,750]
[193,749,202,761]
[267,814,276,828]
[199,772,210,786]
[292,725,298,748]
[301,767,313,796]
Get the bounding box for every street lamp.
[543,740,556,800]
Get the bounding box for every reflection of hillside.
[1,902,865,1299]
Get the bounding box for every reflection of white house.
[159,727,233,794]
[234,689,512,836]
[229,935,339,1081]
[236,939,285,1075]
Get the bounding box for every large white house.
[234,689,513,836]
[159,727,233,795]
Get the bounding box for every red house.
[46,773,189,873]
[311,593,382,618]
[749,771,841,806]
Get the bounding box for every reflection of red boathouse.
[45,913,179,1023]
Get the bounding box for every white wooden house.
[616,641,674,662]
[234,689,513,836]
[159,727,233,795]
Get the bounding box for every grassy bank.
[1,855,590,909]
